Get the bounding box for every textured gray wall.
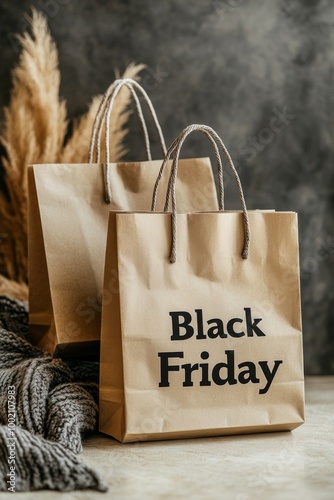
[0,0,333,374]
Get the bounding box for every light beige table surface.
[3,376,334,500]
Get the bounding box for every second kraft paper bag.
[99,124,304,443]
[28,80,218,357]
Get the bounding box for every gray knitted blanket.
[0,296,107,492]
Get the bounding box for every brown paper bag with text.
[100,124,304,442]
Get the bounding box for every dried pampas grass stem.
[61,61,145,164]
[0,9,67,286]
[0,274,28,302]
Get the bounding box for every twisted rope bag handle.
[88,78,167,203]
[152,124,250,263]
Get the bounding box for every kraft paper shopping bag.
[28,81,218,357]
[100,124,304,442]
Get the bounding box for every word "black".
[169,308,266,340]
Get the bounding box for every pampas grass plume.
[0,9,144,301]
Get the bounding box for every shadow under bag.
[28,80,218,357]
[99,124,305,442]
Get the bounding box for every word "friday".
[158,350,282,394]
[157,308,283,394]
